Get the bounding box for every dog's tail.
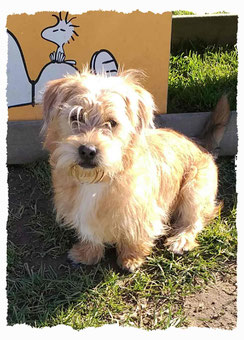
[198,95,231,158]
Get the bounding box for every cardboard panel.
[7,11,172,120]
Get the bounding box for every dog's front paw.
[68,241,104,265]
[117,256,144,272]
[165,233,198,254]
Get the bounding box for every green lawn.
[168,47,238,113]
[7,47,237,329]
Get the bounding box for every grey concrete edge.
[172,14,238,19]
[7,111,238,165]
[171,14,238,47]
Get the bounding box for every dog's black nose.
[78,144,97,160]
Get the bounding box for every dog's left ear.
[135,86,156,130]
[120,70,156,131]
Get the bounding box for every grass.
[7,46,237,330]
[172,11,196,16]
[172,10,230,15]
[168,46,238,113]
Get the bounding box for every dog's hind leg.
[165,219,203,254]
[165,160,219,254]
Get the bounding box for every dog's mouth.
[69,163,106,184]
[78,161,98,169]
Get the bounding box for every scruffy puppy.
[42,69,227,272]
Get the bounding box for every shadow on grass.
[7,162,126,328]
[168,74,237,114]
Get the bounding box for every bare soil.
[183,264,237,329]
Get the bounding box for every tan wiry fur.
[42,69,221,272]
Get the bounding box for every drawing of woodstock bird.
[41,12,79,65]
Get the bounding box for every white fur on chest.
[73,182,107,244]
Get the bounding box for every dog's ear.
[120,69,156,131]
[41,77,70,134]
[126,85,156,131]
[136,86,156,130]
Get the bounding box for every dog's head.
[42,69,156,180]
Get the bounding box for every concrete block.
[7,120,48,164]
[154,111,238,156]
[7,111,237,165]
[172,14,238,48]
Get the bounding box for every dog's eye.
[70,114,77,122]
[106,119,117,128]
[70,113,84,124]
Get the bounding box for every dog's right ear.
[41,77,70,134]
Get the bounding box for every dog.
[41,69,229,272]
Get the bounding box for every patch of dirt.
[183,264,237,329]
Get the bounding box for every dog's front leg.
[68,239,105,265]
[116,239,153,272]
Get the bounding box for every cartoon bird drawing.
[41,12,79,65]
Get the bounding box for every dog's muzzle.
[78,144,98,169]
[65,144,106,183]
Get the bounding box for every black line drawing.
[90,49,118,75]
[41,11,79,65]
[7,12,119,109]
[7,29,33,107]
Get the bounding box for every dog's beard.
[50,141,80,170]
[51,137,124,183]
